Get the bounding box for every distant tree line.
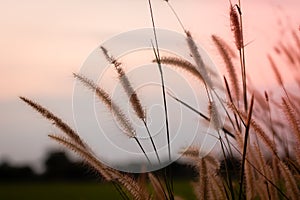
[0,151,205,182]
[0,151,99,182]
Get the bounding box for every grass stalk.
[148,0,171,163]
[133,137,151,165]
[148,1,174,199]
[224,77,240,131]
[142,119,161,164]
[168,92,235,138]
[237,1,248,112]
[230,2,247,111]
[238,95,254,200]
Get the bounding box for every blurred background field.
[0,182,120,200]
[0,150,197,199]
[0,181,195,200]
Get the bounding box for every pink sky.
[0,0,300,170]
[1,0,299,99]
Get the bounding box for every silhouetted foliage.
[0,162,36,182]
[0,151,98,182]
[42,150,98,181]
[0,150,242,183]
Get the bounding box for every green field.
[0,181,196,199]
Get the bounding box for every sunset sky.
[0,0,300,171]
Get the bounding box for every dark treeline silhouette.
[42,151,97,181]
[0,150,240,182]
[0,162,36,182]
[0,151,97,182]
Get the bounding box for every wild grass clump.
[20,0,300,199]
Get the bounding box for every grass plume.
[212,35,240,99]
[156,56,204,84]
[186,31,213,90]
[100,46,146,121]
[230,4,242,50]
[100,46,161,164]
[73,73,135,138]
[19,96,86,148]
[73,73,152,164]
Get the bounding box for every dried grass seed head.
[212,34,240,99]
[230,4,242,50]
[74,73,136,138]
[19,96,86,148]
[101,46,146,121]
[186,31,213,89]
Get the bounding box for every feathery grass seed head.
[208,101,222,131]
[212,35,240,99]
[156,56,205,83]
[186,31,213,89]
[74,73,136,138]
[101,47,146,121]
[19,96,86,148]
[230,4,242,50]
